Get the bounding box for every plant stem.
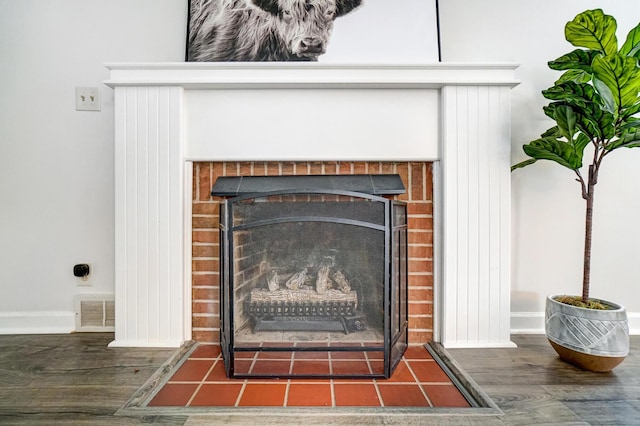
[582,164,596,303]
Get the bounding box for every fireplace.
[213,175,408,378]
[106,63,518,350]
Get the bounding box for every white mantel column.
[440,85,515,348]
[109,85,191,348]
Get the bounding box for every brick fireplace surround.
[191,161,434,345]
[106,63,518,350]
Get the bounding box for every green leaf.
[553,104,578,142]
[511,158,538,172]
[606,127,640,150]
[593,54,640,110]
[621,102,640,120]
[542,81,600,108]
[549,49,600,72]
[565,9,618,55]
[522,137,583,170]
[620,22,640,58]
[593,77,616,114]
[555,69,593,85]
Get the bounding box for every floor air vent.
[74,295,115,332]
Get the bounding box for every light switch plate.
[76,87,101,111]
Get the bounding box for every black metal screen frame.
[219,188,407,379]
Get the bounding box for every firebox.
[212,175,408,379]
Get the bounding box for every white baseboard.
[0,311,75,334]
[511,311,640,335]
[108,339,184,348]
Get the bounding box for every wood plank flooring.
[0,333,638,425]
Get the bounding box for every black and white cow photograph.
[186,0,440,62]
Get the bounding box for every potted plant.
[512,9,640,372]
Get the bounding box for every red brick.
[409,287,433,302]
[239,162,252,176]
[407,202,433,215]
[198,163,211,201]
[193,274,218,286]
[409,259,433,274]
[193,259,218,272]
[192,230,217,243]
[192,329,219,343]
[192,287,216,300]
[409,274,434,287]
[408,331,432,345]
[192,245,217,258]
[353,162,367,174]
[409,303,433,315]
[281,162,295,175]
[192,202,218,215]
[192,302,217,314]
[410,163,424,201]
[408,216,433,230]
[409,316,432,330]
[192,216,214,229]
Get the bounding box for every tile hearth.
[147,344,470,408]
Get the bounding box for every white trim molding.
[0,311,75,335]
[106,63,519,348]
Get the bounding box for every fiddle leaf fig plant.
[512,9,640,305]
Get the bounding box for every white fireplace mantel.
[105,63,518,349]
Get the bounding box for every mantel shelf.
[105,62,519,90]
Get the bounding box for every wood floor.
[0,333,638,425]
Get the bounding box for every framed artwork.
[186,0,440,63]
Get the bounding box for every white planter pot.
[545,294,629,372]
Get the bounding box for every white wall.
[0,0,186,333]
[2,0,639,335]
[440,0,640,333]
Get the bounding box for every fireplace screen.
[214,175,408,379]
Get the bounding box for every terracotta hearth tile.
[403,346,433,360]
[190,383,243,406]
[205,360,228,381]
[294,351,329,360]
[409,360,451,383]
[251,360,292,375]
[191,344,221,359]
[330,351,366,361]
[287,383,332,407]
[422,384,470,407]
[148,383,198,406]
[368,360,384,374]
[257,351,293,360]
[233,360,253,374]
[238,383,287,406]
[170,359,215,382]
[377,383,430,407]
[234,350,257,359]
[331,360,371,375]
[291,360,331,376]
[384,361,416,383]
[333,383,380,406]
